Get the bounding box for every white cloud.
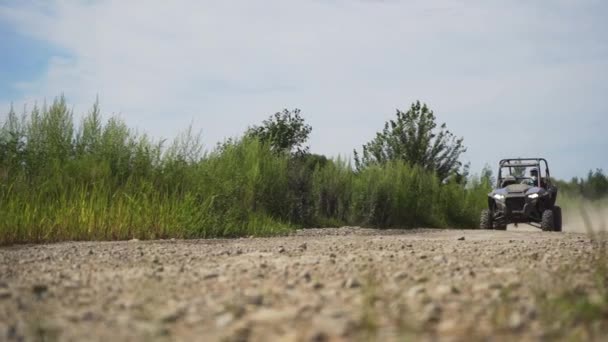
[1,0,607,178]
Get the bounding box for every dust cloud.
[562,201,607,233]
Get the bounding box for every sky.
[0,0,607,180]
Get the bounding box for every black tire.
[480,209,493,229]
[553,206,562,232]
[541,209,554,231]
[494,221,507,230]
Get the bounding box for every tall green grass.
[0,97,489,244]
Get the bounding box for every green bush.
[0,97,489,244]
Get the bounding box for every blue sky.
[1,0,607,180]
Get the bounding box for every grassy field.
[0,98,491,244]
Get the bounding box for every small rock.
[247,294,264,306]
[492,267,516,274]
[32,284,48,297]
[224,321,251,342]
[278,246,286,253]
[457,236,465,241]
[433,255,446,263]
[407,285,426,298]
[541,254,551,264]
[508,311,523,329]
[422,303,442,323]
[415,276,429,283]
[343,277,361,288]
[250,308,295,323]
[437,319,458,333]
[435,285,458,296]
[129,238,139,242]
[203,273,219,280]
[216,312,234,328]
[312,282,324,290]
[300,270,311,282]
[82,311,95,321]
[0,288,11,299]
[309,331,329,342]
[489,282,503,290]
[160,307,185,323]
[394,272,408,280]
[299,242,308,251]
[473,283,490,292]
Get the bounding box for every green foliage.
[245,108,312,155]
[354,101,467,182]
[557,169,608,200]
[0,100,294,244]
[0,97,489,244]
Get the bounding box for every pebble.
[435,285,459,296]
[247,294,264,306]
[343,277,361,289]
[0,288,11,299]
[433,255,447,263]
[394,272,408,280]
[300,270,311,282]
[216,312,234,328]
[160,307,186,323]
[32,284,48,297]
[407,285,426,298]
[422,302,442,323]
[509,311,523,329]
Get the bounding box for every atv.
[480,158,562,231]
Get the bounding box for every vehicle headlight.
[493,194,505,200]
[528,193,539,199]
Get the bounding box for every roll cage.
[497,158,551,189]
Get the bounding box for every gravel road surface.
[0,227,603,341]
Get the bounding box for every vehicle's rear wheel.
[553,206,562,232]
[480,209,493,229]
[541,209,555,231]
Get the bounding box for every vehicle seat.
[501,175,517,187]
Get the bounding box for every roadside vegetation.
[0,97,605,244]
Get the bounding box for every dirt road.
[0,227,604,341]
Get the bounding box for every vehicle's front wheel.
[494,220,507,230]
[480,209,493,229]
[553,206,562,232]
[541,209,555,231]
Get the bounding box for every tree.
[582,169,608,199]
[354,101,466,182]
[480,164,495,187]
[246,109,312,155]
